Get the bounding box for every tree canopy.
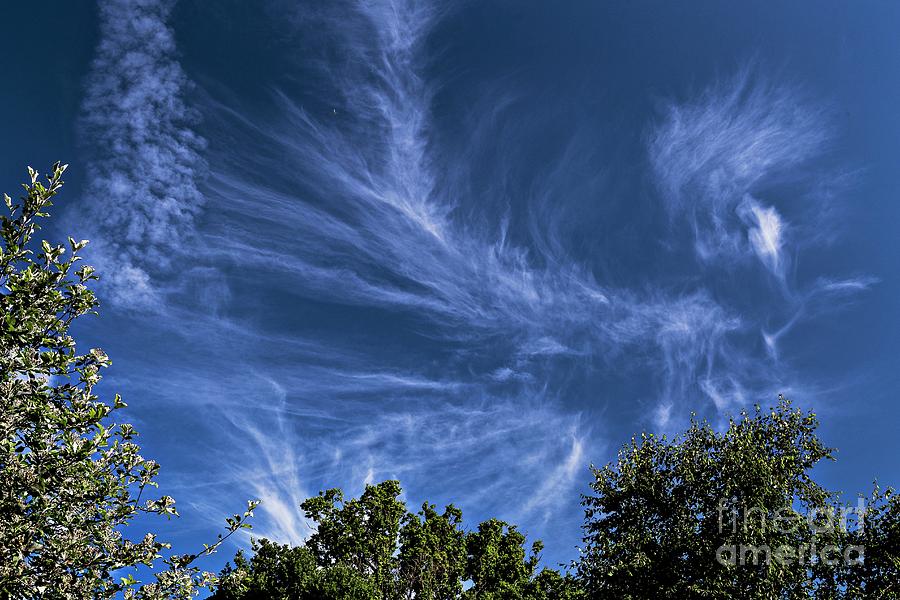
[211,480,581,600]
[577,399,900,598]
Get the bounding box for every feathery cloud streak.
[648,68,871,361]
[648,68,829,276]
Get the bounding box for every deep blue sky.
[2,0,898,574]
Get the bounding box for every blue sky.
[2,0,899,572]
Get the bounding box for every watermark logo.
[715,498,866,567]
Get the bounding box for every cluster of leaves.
[833,484,900,598]
[0,164,256,598]
[211,480,581,600]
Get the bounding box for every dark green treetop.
[213,480,581,600]
[579,398,900,599]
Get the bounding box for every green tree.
[301,480,408,598]
[464,519,541,598]
[213,480,581,599]
[464,518,580,600]
[831,484,900,599]
[0,164,255,598]
[398,502,467,599]
[210,539,374,600]
[577,397,898,599]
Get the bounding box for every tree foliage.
[0,164,256,598]
[832,484,900,598]
[212,480,581,600]
[579,398,900,599]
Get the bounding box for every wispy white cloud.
[761,275,878,359]
[165,9,779,539]
[519,431,585,520]
[77,0,206,309]
[218,375,312,545]
[648,67,828,270]
[739,196,786,277]
[647,65,871,365]
[142,356,589,544]
[198,2,748,415]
